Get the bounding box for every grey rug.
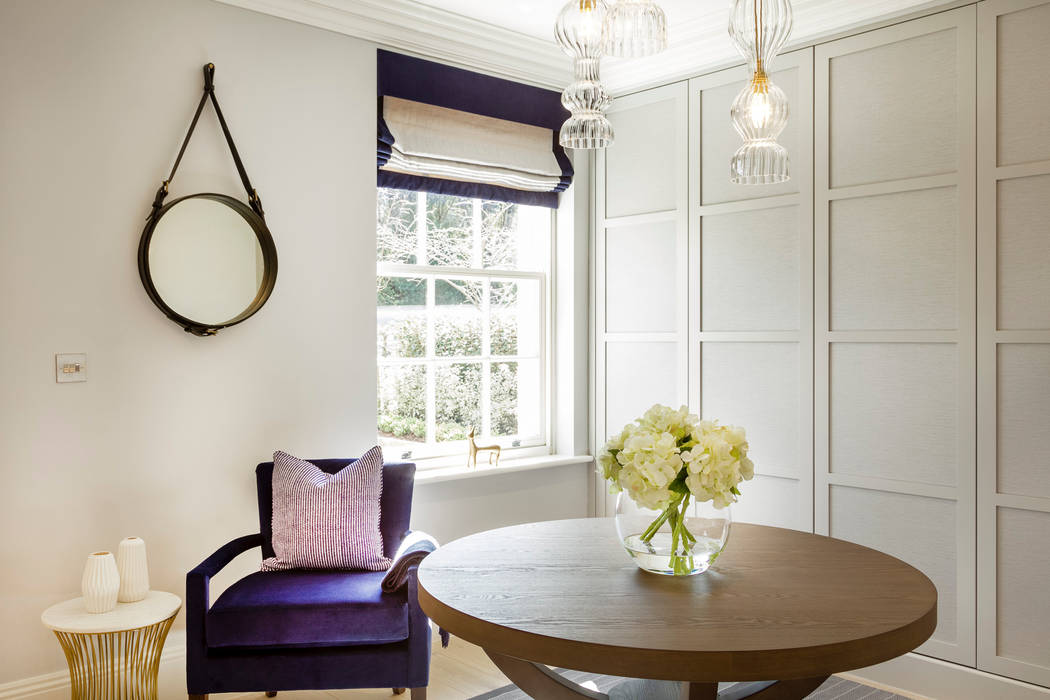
[470,672,909,699]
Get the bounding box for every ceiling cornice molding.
[214,0,571,89]
[604,0,971,94]
[217,0,970,96]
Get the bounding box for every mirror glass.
[148,198,265,325]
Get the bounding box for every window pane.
[435,363,481,442]
[481,201,518,269]
[491,279,541,357]
[377,189,418,264]
[377,276,426,358]
[377,275,425,306]
[482,200,549,271]
[378,364,426,450]
[490,361,518,437]
[426,194,474,267]
[491,359,542,439]
[435,279,482,357]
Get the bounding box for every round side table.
[41,590,181,699]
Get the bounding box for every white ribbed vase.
[81,551,119,613]
[116,536,150,603]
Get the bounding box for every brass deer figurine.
[467,428,501,469]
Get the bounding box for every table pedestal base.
[485,652,830,700]
[53,615,176,699]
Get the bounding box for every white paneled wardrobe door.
[687,48,814,533]
[977,0,1050,688]
[814,7,976,666]
[594,82,689,516]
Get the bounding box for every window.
[377,188,551,461]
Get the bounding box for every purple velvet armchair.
[186,459,431,699]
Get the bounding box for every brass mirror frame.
[137,192,278,336]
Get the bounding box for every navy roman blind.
[377,50,573,208]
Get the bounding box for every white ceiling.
[217,0,956,93]
[410,0,729,43]
[411,0,570,42]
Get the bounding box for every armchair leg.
[393,690,406,695]
[188,696,208,699]
[410,689,427,700]
[266,694,278,698]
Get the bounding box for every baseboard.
[0,670,70,700]
[0,630,186,700]
[845,652,1050,700]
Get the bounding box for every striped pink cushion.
[261,447,391,572]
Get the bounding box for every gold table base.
[53,614,176,700]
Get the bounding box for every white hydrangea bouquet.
[599,404,754,575]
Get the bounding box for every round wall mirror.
[138,193,277,335]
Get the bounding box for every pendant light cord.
[754,0,763,76]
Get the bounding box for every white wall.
[413,466,588,545]
[0,0,589,686]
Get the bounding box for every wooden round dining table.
[417,518,936,700]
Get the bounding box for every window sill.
[414,454,594,485]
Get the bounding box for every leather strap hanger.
[148,63,264,219]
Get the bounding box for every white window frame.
[377,190,554,467]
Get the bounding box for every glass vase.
[615,492,731,576]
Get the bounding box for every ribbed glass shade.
[728,0,793,74]
[730,140,788,184]
[555,0,609,59]
[560,112,615,149]
[556,0,615,150]
[560,57,614,149]
[731,75,788,141]
[730,75,789,184]
[605,0,668,58]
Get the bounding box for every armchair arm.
[381,530,439,594]
[390,531,450,651]
[185,533,263,655]
[189,533,264,581]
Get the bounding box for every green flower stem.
[667,494,692,575]
[671,507,687,574]
[636,492,701,574]
[639,505,673,543]
[680,519,697,544]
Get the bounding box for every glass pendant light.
[730,72,789,184]
[555,0,614,149]
[727,0,793,184]
[605,0,668,58]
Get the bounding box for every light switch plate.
[55,353,87,383]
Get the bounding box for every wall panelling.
[814,6,977,665]
[977,0,1050,687]
[688,48,815,533]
